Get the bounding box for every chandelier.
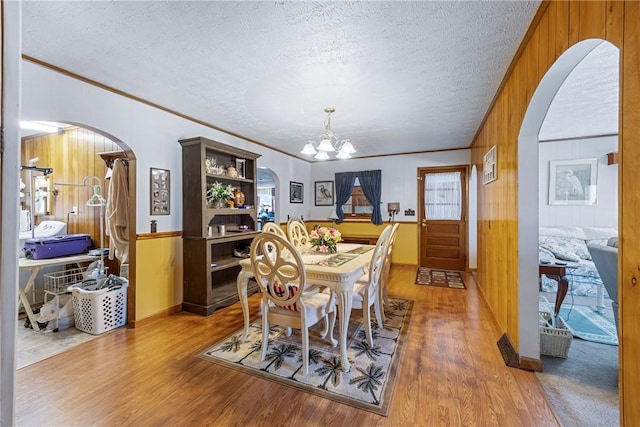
[301,107,356,160]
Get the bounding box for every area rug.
[415,268,465,289]
[198,298,412,416]
[559,304,618,346]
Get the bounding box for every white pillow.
[540,236,590,260]
[539,240,581,262]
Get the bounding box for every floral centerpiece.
[206,182,234,208]
[309,226,342,254]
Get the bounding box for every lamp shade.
[317,138,335,152]
[314,151,330,160]
[341,141,356,154]
[301,142,317,155]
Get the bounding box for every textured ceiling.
[22,1,548,160]
[539,41,619,141]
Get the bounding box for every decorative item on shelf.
[309,225,342,254]
[233,188,246,207]
[205,156,217,174]
[227,165,238,178]
[227,200,235,208]
[235,159,246,178]
[209,165,225,175]
[206,181,234,209]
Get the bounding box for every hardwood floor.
[16,265,559,426]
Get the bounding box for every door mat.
[415,268,466,289]
[198,298,412,416]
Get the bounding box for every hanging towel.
[105,158,129,263]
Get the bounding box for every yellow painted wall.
[306,220,417,265]
[135,235,183,321]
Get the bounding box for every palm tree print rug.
[198,298,412,416]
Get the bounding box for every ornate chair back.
[287,218,311,252]
[262,222,287,239]
[351,224,393,346]
[250,232,335,375]
[380,223,400,308]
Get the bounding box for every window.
[342,179,373,217]
[425,171,462,220]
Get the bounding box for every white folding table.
[18,254,98,331]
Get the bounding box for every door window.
[425,171,462,220]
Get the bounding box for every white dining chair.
[262,222,287,239]
[250,233,335,376]
[378,223,400,323]
[351,224,393,346]
[287,218,311,252]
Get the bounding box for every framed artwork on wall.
[482,145,497,185]
[289,181,303,203]
[150,167,170,215]
[549,158,598,205]
[314,180,334,206]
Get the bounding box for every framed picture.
[150,167,170,215]
[482,145,497,185]
[314,180,334,206]
[549,158,598,205]
[235,158,246,179]
[289,181,303,203]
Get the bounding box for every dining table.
[236,242,375,372]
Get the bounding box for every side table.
[539,263,569,315]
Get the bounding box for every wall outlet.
[71,206,78,215]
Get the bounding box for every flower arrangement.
[207,182,234,207]
[309,226,342,254]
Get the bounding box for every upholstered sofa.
[538,226,618,305]
[588,239,619,333]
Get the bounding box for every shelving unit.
[179,136,261,316]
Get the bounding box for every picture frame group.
[150,167,170,215]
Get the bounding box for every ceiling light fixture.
[19,121,63,134]
[301,107,356,160]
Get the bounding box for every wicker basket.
[539,296,573,358]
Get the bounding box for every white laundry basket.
[72,279,128,334]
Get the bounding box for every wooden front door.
[418,166,468,271]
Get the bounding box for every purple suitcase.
[23,234,93,260]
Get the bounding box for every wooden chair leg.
[373,297,384,329]
[362,297,373,346]
[302,320,310,376]
[261,299,270,362]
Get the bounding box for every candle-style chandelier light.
[301,107,356,160]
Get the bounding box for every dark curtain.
[358,170,383,225]
[334,172,356,223]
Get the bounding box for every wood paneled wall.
[470,1,640,424]
[21,127,120,253]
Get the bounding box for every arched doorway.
[257,167,279,229]
[19,122,137,330]
[517,40,620,423]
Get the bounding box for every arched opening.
[257,167,279,229]
[17,121,137,366]
[518,39,619,419]
[469,165,478,270]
